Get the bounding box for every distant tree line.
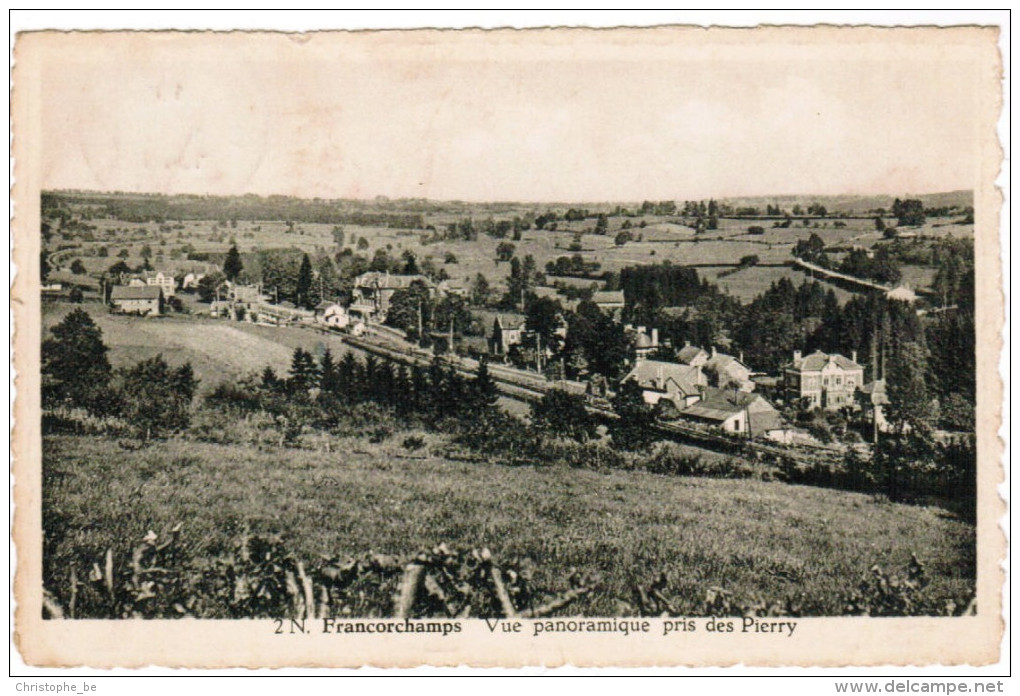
[43,192,427,228]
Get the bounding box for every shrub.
[368,425,393,444]
[42,529,599,620]
[531,389,597,443]
[402,435,426,451]
[843,555,972,617]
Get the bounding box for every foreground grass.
[43,434,975,615]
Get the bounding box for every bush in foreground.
[43,526,973,620]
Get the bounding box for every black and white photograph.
[12,21,1005,669]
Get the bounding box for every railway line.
[341,332,845,467]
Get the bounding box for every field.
[698,265,858,304]
[42,300,362,390]
[43,434,976,616]
[54,211,971,309]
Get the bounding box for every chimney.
[651,328,659,346]
[851,350,858,364]
[684,340,690,347]
[711,346,717,358]
[739,351,744,364]
[793,350,802,362]
[637,326,646,335]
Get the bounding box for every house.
[677,344,754,391]
[857,378,890,435]
[181,272,206,290]
[886,286,919,303]
[315,301,350,329]
[227,282,266,304]
[703,347,755,391]
[437,279,468,298]
[592,290,625,314]
[351,272,434,321]
[676,343,710,367]
[489,315,526,356]
[784,349,864,410]
[622,359,706,409]
[146,271,176,298]
[110,285,163,316]
[678,387,783,438]
[254,301,315,325]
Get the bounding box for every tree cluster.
[892,199,926,227]
[42,309,197,439]
[209,348,500,432]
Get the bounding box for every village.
[37,187,980,627]
[88,257,908,457]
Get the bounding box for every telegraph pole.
[417,298,423,342]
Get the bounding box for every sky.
[27,27,999,202]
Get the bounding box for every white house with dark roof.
[784,349,864,410]
[315,301,351,329]
[678,387,783,438]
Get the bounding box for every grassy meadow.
[42,300,363,390]
[43,433,976,616]
[57,212,972,305]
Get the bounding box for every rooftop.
[355,272,434,289]
[625,360,703,394]
[788,350,862,373]
[677,345,708,364]
[110,285,162,300]
[886,286,919,302]
[592,290,625,305]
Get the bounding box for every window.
[733,418,741,432]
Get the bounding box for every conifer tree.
[469,356,499,411]
[609,379,656,451]
[295,253,314,308]
[42,308,113,412]
[223,244,244,281]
